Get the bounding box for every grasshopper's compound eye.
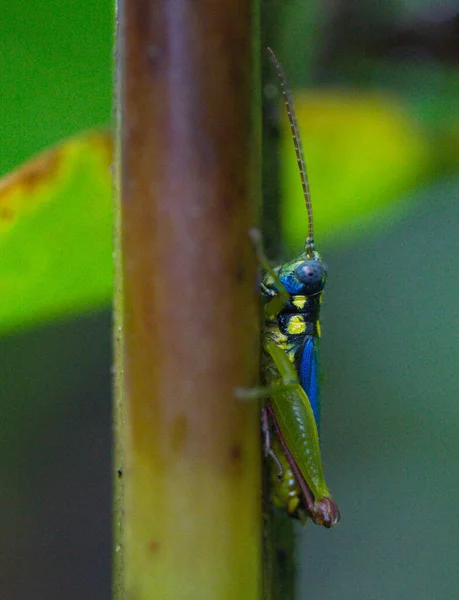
[294,260,327,293]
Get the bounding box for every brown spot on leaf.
[0,207,14,221]
[0,130,113,225]
[0,147,63,208]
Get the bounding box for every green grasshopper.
[242,49,340,527]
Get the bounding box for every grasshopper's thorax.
[262,253,327,363]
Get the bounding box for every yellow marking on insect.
[293,296,307,309]
[269,328,288,345]
[316,321,321,338]
[288,497,300,514]
[286,315,307,335]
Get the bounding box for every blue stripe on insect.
[299,337,320,426]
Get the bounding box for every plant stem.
[114,1,261,598]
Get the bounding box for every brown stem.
[114,1,261,598]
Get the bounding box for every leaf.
[0,92,448,332]
[281,91,433,248]
[0,131,113,332]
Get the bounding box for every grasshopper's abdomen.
[270,434,308,524]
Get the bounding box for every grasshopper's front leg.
[249,229,290,318]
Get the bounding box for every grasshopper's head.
[278,255,328,297]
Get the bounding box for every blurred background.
[1,1,458,598]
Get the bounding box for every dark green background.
[1,1,458,599]
[301,178,459,598]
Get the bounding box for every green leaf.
[0,131,113,332]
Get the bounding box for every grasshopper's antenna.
[267,47,315,258]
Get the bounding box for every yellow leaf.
[281,91,432,248]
